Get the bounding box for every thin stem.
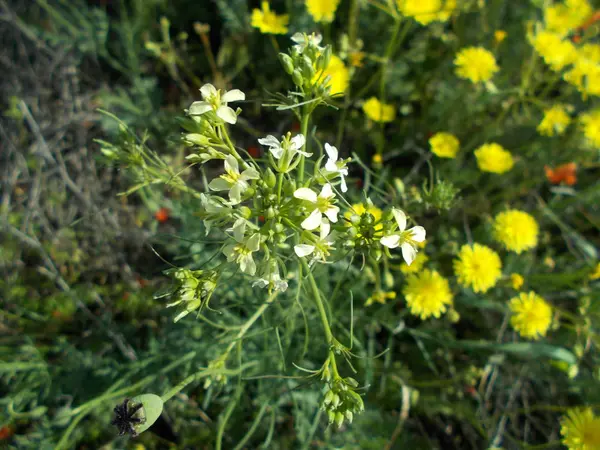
[298,112,311,183]
[303,261,333,344]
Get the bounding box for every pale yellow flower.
[510,273,524,290]
[545,0,593,35]
[561,408,600,450]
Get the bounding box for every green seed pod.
[292,69,304,87]
[323,389,334,405]
[279,53,295,74]
[345,410,354,424]
[239,206,252,219]
[267,207,276,219]
[335,412,345,428]
[264,168,277,188]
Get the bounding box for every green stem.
[277,172,284,203]
[298,112,311,183]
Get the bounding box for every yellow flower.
[362,97,396,123]
[372,153,383,165]
[403,269,453,319]
[494,30,507,44]
[590,263,600,280]
[565,45,600,98]
[366,290,397,306]
[510,273,524,290]
[561,408,600,450]
[580,110,600,148]
[345,203,384,231]
[493,210,539,254]
[538,105,572,136]
[314,55,349,96]
[251,2,289,35]
[429,132,460,158]
[454,243,502,293]
[474,143,514,174]
[396,0,456,25]
[306,0,341,23]
[509,291,552,340]
[545,0,593,35]
[399,252,428,274]
[454,47,499,83]
[530,30,577,72]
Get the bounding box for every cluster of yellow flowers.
[396,0,456,25]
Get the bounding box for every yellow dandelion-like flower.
[509,291,552,340]
[530,30,577,72]
[429,132,460,158]
[580,110,600,148]
[590,263,600,280]
[561,408,600,450]
[403,269,453,319]
[305,0,341,23]
[396,0,456,25]
[510,273,524,290]
[494,30,507,44]
[251,1,289,35]
[538,105,572,136]
[363,97,396,123]
[345,203,384,231]
[314,54,349,96]
[454,243,502,293]
[564,44,600,98]
[399,252,428,275]
[545,0,593,35]
[474,143,514,174]
[454,47,499,83]
[366,290,397,306]
[493,210,539,254]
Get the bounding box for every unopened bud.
[279,53,294,75]
[292,69,304,87]
[264,168,276,188]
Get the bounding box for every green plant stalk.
[303,261,340,378]
[298,111,311,183]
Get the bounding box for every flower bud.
[264,168,277,188]
[279,53,295,75]
[267,207,276,219]
[335,412,344,428]
[345,410,354,424]
[319,45,332,72]
[292,69,304,87]
[274,223,284,234]
[323,389,334,405]
[185,133,211,146]
[239,206,252,219]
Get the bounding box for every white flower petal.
[188,101,213,115]
[320,219,331,238]
[320,183,334,199]
[258,135,281,148]
[324,143,338,161]
[401,243,417,266]
[291,32,304,44]
[392,208,407,231]
[324,206,339,223]
[222,89,245,103]
[241,167,260,180]
[409,226,426,242]
[294,244,315,257]
[291,134,306,150]
[229,183,243,204]
[245,257,257,276]
[217,105,238,124]
[294,188,318,203]
[200,83,217,100]
[247,233,261,252]
[325,160,338,172]
[224,155,239,175]
[301,209,322,230]
[208,178,231,191]
[296,149,313,157]
[380,234,400,249]
[340,174,348,193]
[269,147,284,159]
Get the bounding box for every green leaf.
[129,394,164,435]
[456,341,577,365]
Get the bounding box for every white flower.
[253,263,288,292]
[294,219,334,264]
[294,183,339,230]
[380,208,426,266]
[199,193,231,233]
[208,155,259,204]
[324,143,349,193]
[258,134,310,159]
[291,32,323,54]
[223,233,261,276]
[188,83,245,124]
